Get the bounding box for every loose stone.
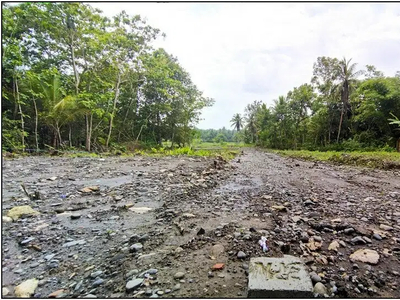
[126,278,144,292]
[310,272,322,283]
[92,278,104,287]
[90,271,103,278]
[129,243,143,252]
[314,282,327,295]
[237,251,246,259]
[372,233,382,241]
[174,272,185,279]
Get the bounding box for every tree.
[365,65,384,79]
[287,84,315,148]
[230,113,243,132]
[389,113,400,152]
[336,57,363,142]
[2,3,214,152]
[244,100,262,143]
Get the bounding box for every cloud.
[90,2,400,129]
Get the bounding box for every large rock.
[248,256,313,298]
[7,206,39,221]
[126,278,143,292]
[349,249,380,265]
[14,278,39,298]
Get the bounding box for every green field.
[191,141,252,149]
[272,149,400,169]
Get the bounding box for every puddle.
[216,175,263,193]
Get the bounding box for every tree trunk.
[69,35,80,95]
[328,121,331,144]
[136,125,145,142]
[119,81,137,142]
[85,114,92,152]
[33,98,39,152]
[106,72,121,148]
[69,125,72,148]
[337,106,344,143]
[56,121,62,149]
[15,76,25,152]
[156,113,162,145]
[53,133,57,148]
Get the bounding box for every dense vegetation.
[231,58,400,151]
[2,3,214,153]
[196,128,237,143]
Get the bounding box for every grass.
[271,149,400,170]
[63,145,240,160]
[4,142,246,161]
[191,141,253,149]
[142,146,239,160]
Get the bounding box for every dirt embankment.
[2,149,400,298]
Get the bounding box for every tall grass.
[147,146,238,160]
[272,149,400,169]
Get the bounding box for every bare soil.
[2,148,400,298]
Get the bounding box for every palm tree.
[389,113,400,127]
[230,113,243,132]
[246,114,257,143]
[389,113,400,152]
[336,57,363,142]
[39,71,81,148]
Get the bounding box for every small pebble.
[92,278,104,287]
[237,251,246,259]
[145,289,152,296]
[372,233,382,241]
[174,272,185,279]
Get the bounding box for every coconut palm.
[39,71,82,148]
[389,113,400,152]
[230,113,243,132]
[336,57,363,142]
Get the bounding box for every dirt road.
[2,148,400,298]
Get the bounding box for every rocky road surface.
[2,148,400,298]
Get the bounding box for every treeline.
[197,128,237,143]
[2,3,213,152]
[231,58,400,151]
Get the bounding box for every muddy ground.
[2,148,400,298]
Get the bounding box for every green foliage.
[274,149,400,169]
[231,58,400,152]
[389,113,400,128]
[197,128,236,143]
[2,116,26,151]
[2,2,213,153]
[130,145,238,160]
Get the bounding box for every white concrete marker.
[248,255,313,298]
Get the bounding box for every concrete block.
[248,255,313,298]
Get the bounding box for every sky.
[90,2,400,130]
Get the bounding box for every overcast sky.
[90,2,400,130]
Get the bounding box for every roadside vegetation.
[3,2,399,169]
[230,59,400,152]
[272,149,400,169]
[2,3,213,154]
[227,57,400,168]
[4,143,240,161]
